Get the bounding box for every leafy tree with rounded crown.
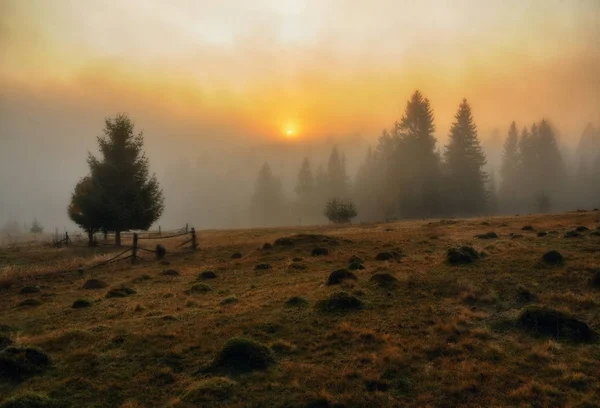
[324,198,358,224]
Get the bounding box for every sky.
[2,0,599,140]
[0,0,599,229]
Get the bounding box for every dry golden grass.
[0,211,599,407]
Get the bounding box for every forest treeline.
[250,90,600,226]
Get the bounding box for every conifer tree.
[326,146,348,199]
[29,218,44,234]
[68,176,104,245]
[294,157,317,221]
[394,90,442,217]
[499,121,520,212]
[294,157,315,199]
[250,162,285,226]
[443,99,487,214]
[86,114,164,246]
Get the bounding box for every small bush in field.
[324,198,358,224]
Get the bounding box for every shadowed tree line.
[252,90,600,225]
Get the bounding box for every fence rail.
[2,225,199,278]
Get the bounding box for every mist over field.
[1,0,599,233]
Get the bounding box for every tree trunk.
[87,230,94,247]
[115,230,121,247]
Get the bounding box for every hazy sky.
[1,0,599,230]
[1,0,599,141]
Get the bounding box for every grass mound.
[476,232,498,239]
[575,226,590,232]
[349,255,364,264]
[262,243,273,250]
[71,299,92,309]
[274,234,338,248]
[519,307,596,342]
[316,291,363,313]
[288,262,307,271]
[19,286,41,295]
[285,296,309,307]
[522,225,534,231]
[220,295,238,305]
[17,299,41,307]
[375,250,401,261]
[311,247,329,256]
[564,230,582,238]
[82,279,107,289]
[0,346,51,381]
[0,393,57,408]
[132,274,152,283]
[198,270,217,280]
[515,285,537,304]
[447,246,479,265]
[348,262,365,270]
[369,273,399,288]
[182,377,237,403]
[537,231,548,237]
[0,335,13,350]
[325,269,357,286]
[590,270,600,288]
[186,283,212,294]
[160,269,179,276]
[542,250,563,265]
[208,337,275,373]
[231,252,242,259]
[254,263,272,270]
[106,286,136,298]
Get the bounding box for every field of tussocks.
[1,211,599,408]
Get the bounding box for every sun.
[282,122,299,139]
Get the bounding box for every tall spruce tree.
[499,121,520,212]
[516,120,566,212]
[86,114,164,246]
[250,162,285,226]
[294,157,315,199]
[326,146,348,199]
[294,157,317,221]
[443,99,487,215]
[394,90,442,218]
[535,119,566,209]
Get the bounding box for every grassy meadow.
[1,211,599,407]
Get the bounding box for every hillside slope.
[1,211,599,407]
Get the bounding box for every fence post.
[191,228,197,251]
[132,233,138,264]
[158,225,161,236]
[186,223,189,233]
[65,231,70,246]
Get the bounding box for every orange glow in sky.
[0,0,598,142]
